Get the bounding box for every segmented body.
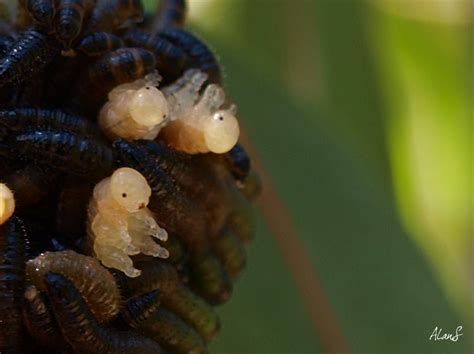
[15,130,115,181]
[0,0,260,352]
[224,144,251,182]
[152,0,186,32]
[123,30,187,81]
[0,27,59,87]
[25,250,122,322]
[114,139,208,250]
[87,0,144,33]
[44,272,167,354]
[55,0,95,47]
[70,47,156,114]
[158,28,221,84]
[22,285,65,348]
[77,32,124,55]
[136,140,235,237]
[0,217,28,353]
[136,307,207,354]
[0,107,96,135]
[24,0,55,27]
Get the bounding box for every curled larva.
[22,285,65,348]
[99,72,169,140]
[161,69,240,154]
[88,167,169,277]
[44,272,166,354]
[25,250,121,322]
[0,183,15,224]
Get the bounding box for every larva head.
[203,109,240,154]
[0,183,15,224]
[129,85,168,127]
[110,168,151,212]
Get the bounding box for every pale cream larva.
[161,70,240,154]
[88,167,169,277]
[0,183,15,225]
[99,72,169,140]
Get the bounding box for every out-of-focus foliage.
[369,0,473,323]
[145,1,472,353]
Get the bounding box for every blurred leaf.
[143,0,472,352]
[368,3,473,324]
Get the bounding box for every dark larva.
[158,28,221,84]
[87,0,144,33]
[15,130,116,182]
[189,250,233,305]
[123,30,188,82]
[25,250,122,322]
[0,27,59,87]
[114,139,208,251]
[25,0,55,27]
[0,107,96,135]
[136,307,207,354]
[69,47,156,114]
[44,272,167,354]
[55,0,95,48]
[22,285,65,348]
[77,32,125,56]
[0,217,28,353]
[151,0,187,33]
[0,0,261,352]
[212,229,246,279]
[2,165,58,210]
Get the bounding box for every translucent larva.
[25,250,122,322]
[0,183,15,224]
[88,167,169,277]
[69,47,156,115]
[114,139,208,251]
[99,72,169,140]
[161,69,240,154]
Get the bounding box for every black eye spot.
[146,87,150,90]
[122,193,127,198]
[218,115,224,121]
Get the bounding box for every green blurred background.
[147,1,473,353]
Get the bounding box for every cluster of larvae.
[0,0,261,353]
[99,69,240,153]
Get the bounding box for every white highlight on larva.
[161,69,240,154]
[99,72,169,140]
[88,167,169,277]
[0,183,15,225]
